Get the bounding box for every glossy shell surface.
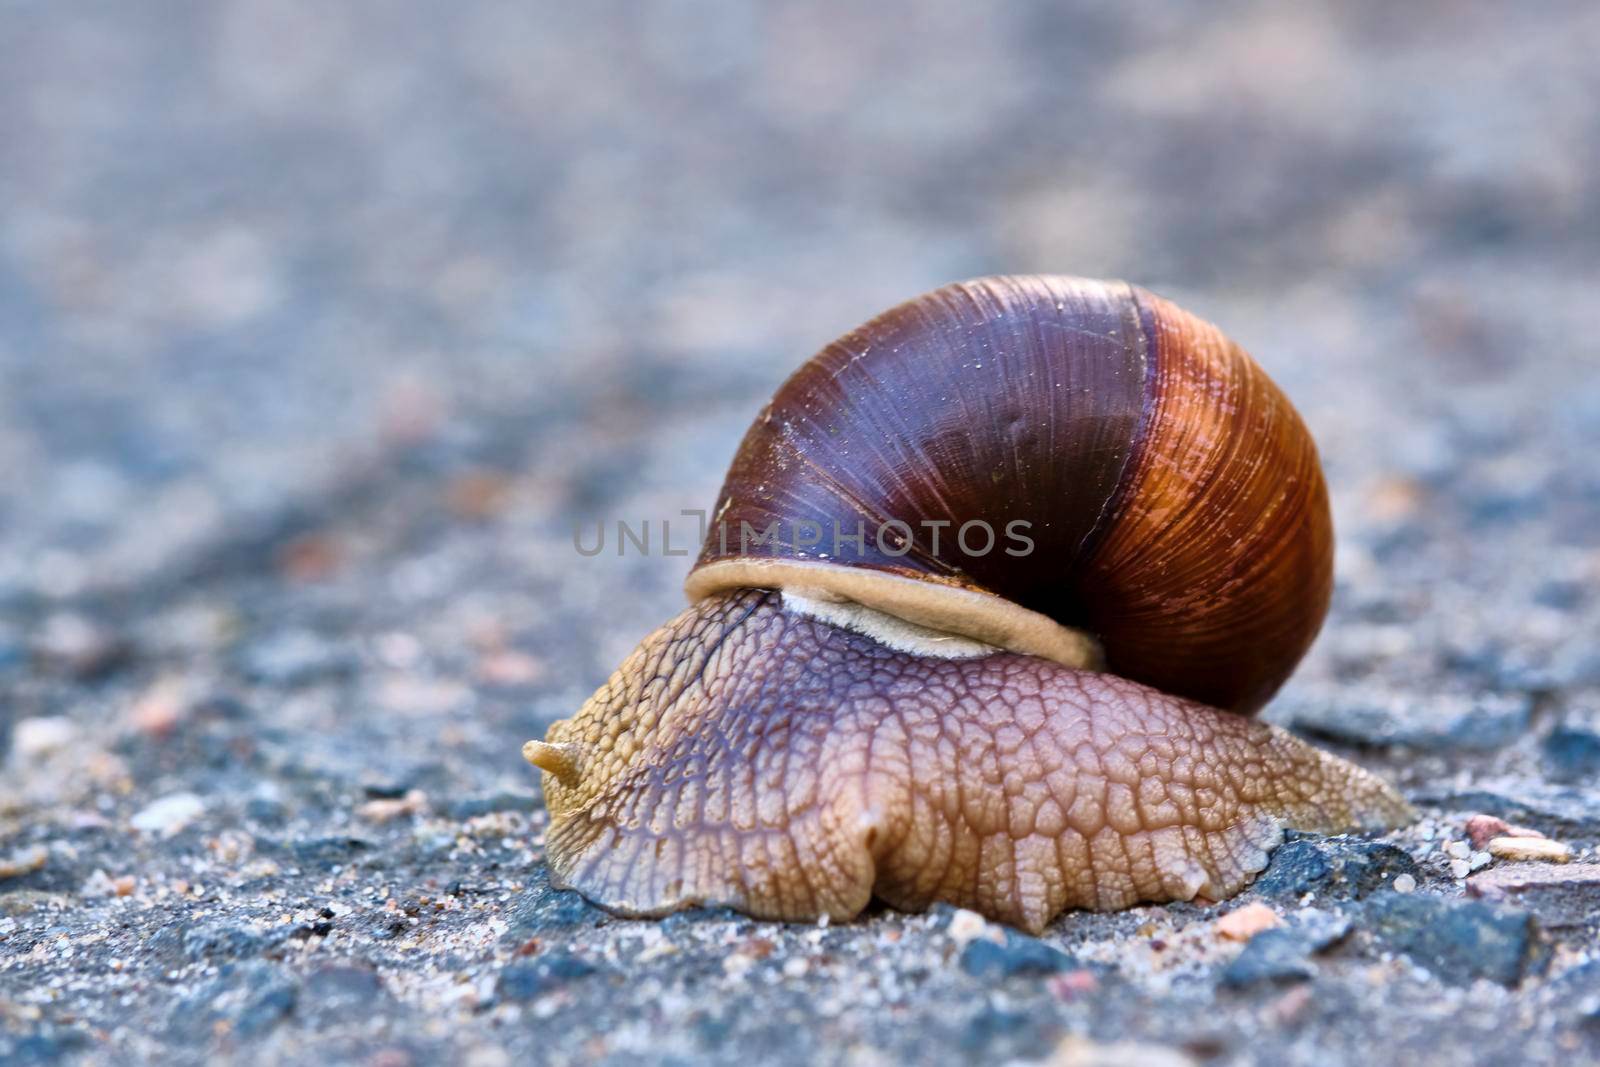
[689,276,1332,714]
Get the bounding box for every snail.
[526,275,1412,933]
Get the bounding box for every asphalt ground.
[3,4,1599,1065]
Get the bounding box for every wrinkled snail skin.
[529,274,1414,930]
[531,591,1412,934]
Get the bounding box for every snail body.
[529,276,1411,932]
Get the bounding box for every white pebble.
[1449,859,1471,879]
[81,869,118,898]
[947,908,989,946]
[0,845,49,880]
[1487,836,1572,863]
[1393,873,1417,893]
[1445,840,1472,860]
[130,793,205,837]
[12,717,79,760]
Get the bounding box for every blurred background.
[3,1,1600,1062]
[3,1,1597,687]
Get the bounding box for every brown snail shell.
[528,276,1410,932]
[687,275,1332,716]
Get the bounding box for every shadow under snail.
[526,275,1413,933]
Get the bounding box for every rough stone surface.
[960,930,1079,980]
[1219,929,1317,988]
[1281,688,1533,751]
[496,954,601,1003]
[1468,864,1600,929]
[1542,727,1600,784]
[1361,894,1552,988]
[3,3,1600,1066]
[1219,908,1351,990]
[1249,835,1422,902]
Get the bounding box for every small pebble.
[12,717,79,760]
[1266,984,1316,1026]
[946,908,989,946]
[1050,1035,1197,1067]
[1487,836,1571,863]
[1450,859,1471,879]
[1466,815,1511,849]
[1048,970,1098,1000]
[1445,840,1471,860]
[33,614,127,677]
[131,792,206,836]
[478,650,546,687]
[128,677,192,737]
[1219,928,1316,988]
[81,870,118,897]
[0,845,48,880]
[960,931,1076,979]
[1466,814,1544,851]
[1393,874,1417,893]
[357,790,430,823]
[1216,902,1281,941]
